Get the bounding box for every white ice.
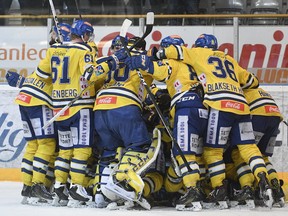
[0,181,287,216]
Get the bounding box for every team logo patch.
[16,93,32,104]
[95,65,104,76]
[157,61,164,66]
[221,100,244,111]
[96,96,117,104]
[264,105,280,113]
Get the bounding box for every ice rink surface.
[0,182,287,216]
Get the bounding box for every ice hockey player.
[153,33,274,208]
[126,34,207,211]
[244,87,285,207]
[35,19,124,207]
[92,36,161,210]
[5,22,71,204]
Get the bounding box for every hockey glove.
[156,45,184,60]
[5,71,25,88]
[97,48,128,71]
[126,55,154,74]
[147,46,160,61]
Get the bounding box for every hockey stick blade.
[129,12,154,51]
[120,19,132,37]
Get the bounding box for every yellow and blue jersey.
[164,46,259,115]
[15,71,53,108]
[94,66,153,110]
[244,88,283,120]
[36,42,108,121]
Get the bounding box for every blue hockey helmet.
[160,35,185,48]
[194,34,218,50]
[71,20,94,39]
[111,35,128,51]
[53,23,71,42]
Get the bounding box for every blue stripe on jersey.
[98,87,142,107]
[36,67,51,78]
[21,89,53,107]
[205,91,248,104]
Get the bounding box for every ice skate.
[32,183,53,201]
[94,191,109,208]
[104,174,151,210]
[175,186,203,211]
[27,187,49,206]
[257,172,273,208]
[52,182,69,206]
[21,184,32,205]
[202,180,229,209]
[67,184,91,207]
[106,200,135,210]
[271,178,285,207]
[229,185,255,209]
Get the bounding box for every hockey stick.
[120,13,193,173]
[283,120,288,127]
[42,19,133,130]
[128,12,154,52]
[48,0,64,43]
[74,0,82,19]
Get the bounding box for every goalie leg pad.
[115,128,161,196]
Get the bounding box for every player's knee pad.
[23,139,38,159]
[37,138,56,155]
[164,166,183,193]
[203,147,224,164]
[143,172,163,197]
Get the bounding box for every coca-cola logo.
[96,96,117,105]
[221,100,244,111]
[264,105,280,113]
[16,93,31,104]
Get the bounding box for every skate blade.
[27,197,51,206]
[202,200,228,210]
[176,201,202,211]
[107,201,134,210]
[263,189,273,209]
[52,196,68,207]
[67,199,86,208]
[229,200,255,209]
[21,197,29,205]
[273,197,285,208]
